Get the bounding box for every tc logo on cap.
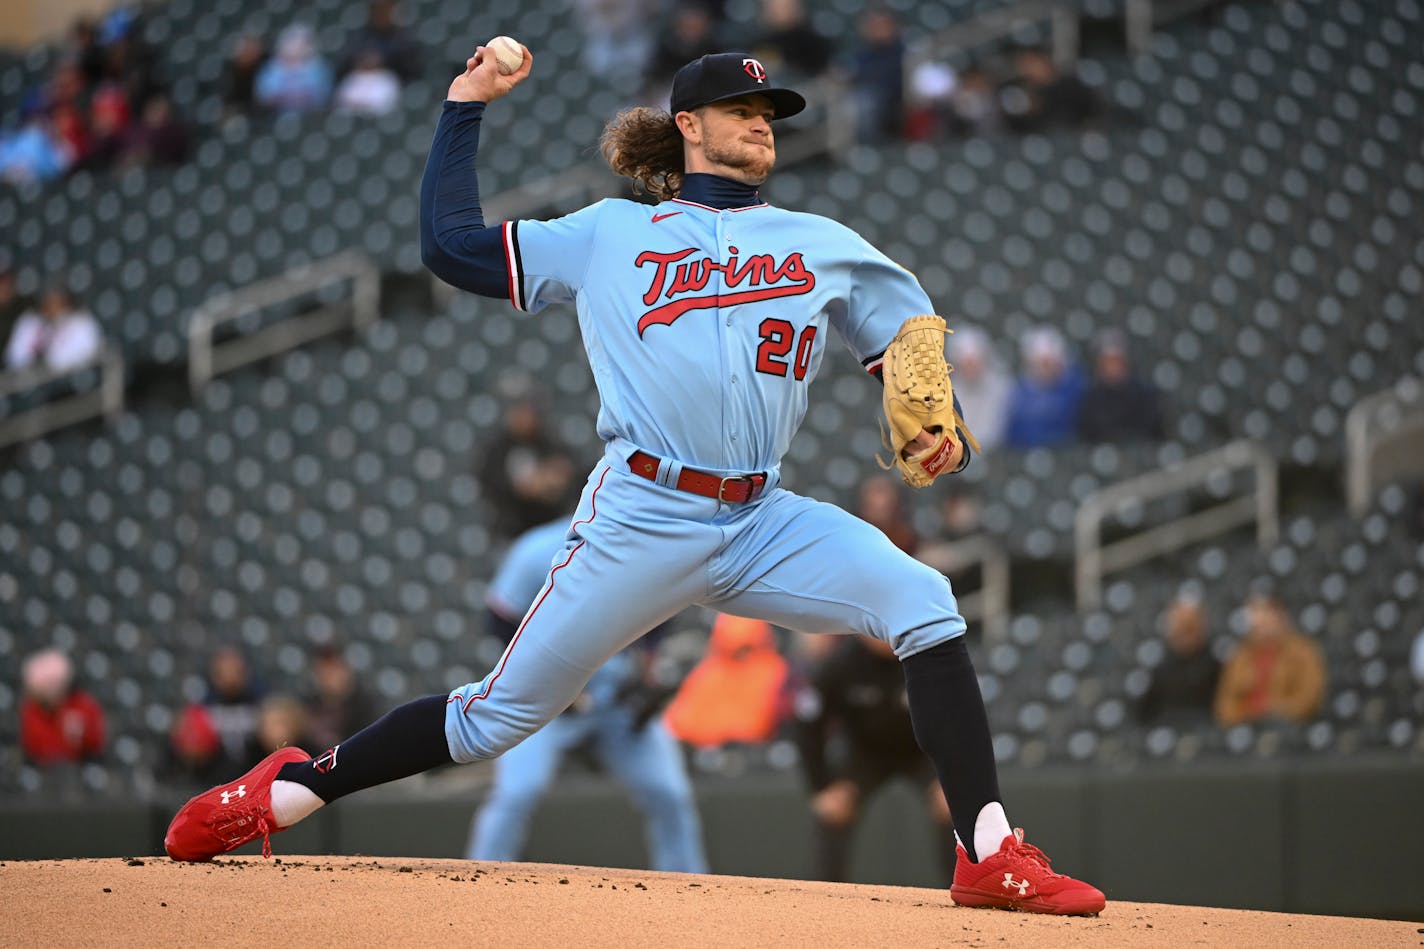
[669,52,807,118]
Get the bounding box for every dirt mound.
[0,857,1416,947]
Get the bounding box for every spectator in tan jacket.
[1214,594,1326,726]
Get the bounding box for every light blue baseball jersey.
[499,198,932,473]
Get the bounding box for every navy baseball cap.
[670,53,806,120]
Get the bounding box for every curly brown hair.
[600,107,686,202]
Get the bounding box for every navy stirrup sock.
[276,694,454,803]
[902,637,1003,863]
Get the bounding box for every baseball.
[488,35,524,76]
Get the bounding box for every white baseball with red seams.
[487,36,523,75]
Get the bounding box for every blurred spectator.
[575,0,656,80]
[82,82,134,169]
[753,0,832,80]
[946,325,1012,452]
[0,114,73,184]
[66,16,108,87]
[305,645,377,753]
[342,0,421,83]
[224,34,268,119]
[645,3,721,93]
[96,6,139,47]
[250,695,312,761]
[334,48,401,116]
[45,61,92,166]
[1006,325,1084,449]
[0,270,32,354]
[916,481,989,597]
[696,0,729,22]
[168,703,228,785]
[1136,595,1220,725]
[1001,47,1102,134]
[98,16,160,114]
[19,648,106,766]
[119,95,190,167]
[937,481,984,541]
[161,646,271,782]
[858,474,917,554]
[173,693,309,780]
[793,635,955,883]
[1077,329,1164,443]
[256,25,333,115]
[479,387,579,540]
[1214,594,1326,727]
[4,285,102,374]
[665,614,792,747]
[846,7,905,144]
[947,65,1002,138]
[202,645,266,773]
[904,60,957,142]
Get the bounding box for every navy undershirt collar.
[677,173,764,210]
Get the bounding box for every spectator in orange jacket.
[1214,593,1326,726]
[665,613,791,747]
[19,648,106,766]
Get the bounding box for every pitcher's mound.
[0,857,1415,947]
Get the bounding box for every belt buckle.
[717,475,750,502]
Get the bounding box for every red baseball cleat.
[950,828,1106,916]
[165,746,310,862]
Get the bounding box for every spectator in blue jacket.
[0,114,72,184]
[256,25,333,114]
[1006,325,1084,448]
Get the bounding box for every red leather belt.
[628,450,768,503]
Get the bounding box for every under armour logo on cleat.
[1002,873,1031,895]
[220,785,247,805]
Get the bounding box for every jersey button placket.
[719,215,738,448]
[725,218,735,323]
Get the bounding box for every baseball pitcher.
[166,43,1103,916]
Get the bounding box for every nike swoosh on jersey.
[651,212,684,223]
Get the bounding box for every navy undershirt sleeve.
[418,100,509,298]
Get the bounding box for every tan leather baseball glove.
[879,314,980,488]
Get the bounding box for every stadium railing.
[0,345,126,450]
[1344,376,1424,517]
[1074,437,1279,609]
[187,249,380,394]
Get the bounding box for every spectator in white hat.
[19,648,107,766]
[946,325,1012,452]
